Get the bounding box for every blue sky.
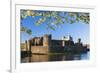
[21,11,90,44]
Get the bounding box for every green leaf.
[26,29,32,35]
[21,27,27,31]
[21,26,32,35]
[47,24,55,31]
[70,20,75,24]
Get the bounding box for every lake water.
[21,51,90,63]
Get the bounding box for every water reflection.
[21,52,89,63]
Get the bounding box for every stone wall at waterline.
[31,46,49,54]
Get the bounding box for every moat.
[21,51,89,63]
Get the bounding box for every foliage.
[21,26,32,35]
[20,10,89,35]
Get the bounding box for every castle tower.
[62,34,73,46]
[78,38,81,44]
[67,35,73,41]
[25,40,30,51]
[62,35,73,41]
[43,34,51,47]
[62,40,65,47]
[25,40,28,51]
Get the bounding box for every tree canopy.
[20,10,89,35]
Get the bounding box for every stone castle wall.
[31,46,49,54]
[21,34,76,54]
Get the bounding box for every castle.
[21,34,89,55]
